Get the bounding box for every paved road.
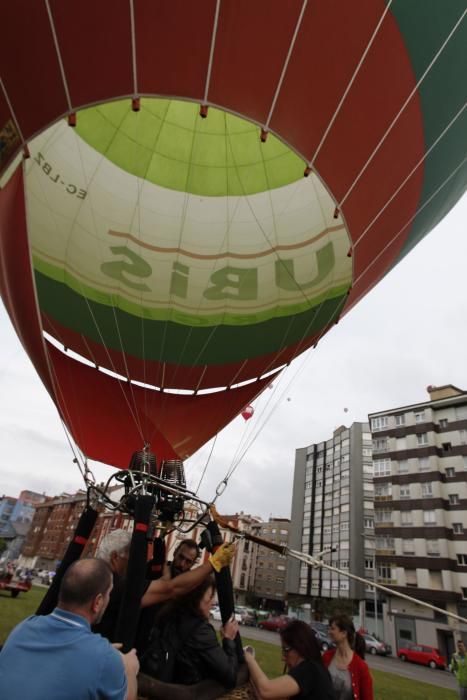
[231,624,457,692]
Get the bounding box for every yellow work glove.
[209,542,236,573]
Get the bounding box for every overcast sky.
[0,193,466,520]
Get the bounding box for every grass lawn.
[0,585,46,644]
[0,596,456,699]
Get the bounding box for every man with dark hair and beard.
[168,539,200,577]
[0,558,139,700]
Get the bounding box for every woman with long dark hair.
[244,619,336,699]
[323,615,373,700]
[141,577,239,688]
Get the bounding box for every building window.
[426,540,440,556]
[371,416,388,431]
[453,523,463,534]
[365,558,374,569]
[424,510,436,524]
[402,539,415,554]
[439,418,448,428]
[376,536,394,550]
[398,460,408,473]
[462,588,467,599]
[375,483,392,498]
[417,433,428,446]
[401,511,413,526]
[400,485,411,499]
[373,438,389,453]
[363,518,373,529]
[419,457,429,471]
[377,564,395,581]
[446,467,455,478]
[460,429,467,444]
[395,414,405,426]
[457,554,467,566]
[442,442,452,453]
[449,494,460,505]
[414,411,425,423]
[373,459,391,476]
[421,482,433,498]
[375,510,392,523]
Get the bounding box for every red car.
[397,644,446,669]
[258,615,291,632]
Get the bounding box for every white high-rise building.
[369,384,467,661]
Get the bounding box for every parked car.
[209,606,242,622]
[362,633,391,656]
[236,607,257,626]
[397,644,446,669]
[310,622,334,652]
[258,615,291,632]
[210,605,222,621]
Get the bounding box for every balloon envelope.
[0,1,465,468]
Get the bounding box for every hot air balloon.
[241,405,254,421]
[0,1,465,471]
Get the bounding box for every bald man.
[0,558,139,700]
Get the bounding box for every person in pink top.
[323,614,373,700]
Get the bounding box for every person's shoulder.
[1,615,37,649]
[351,653,368,667]
[322,648,336,666]
[183,617,216,648]
[349,653,371,674]
[289,659,321,678]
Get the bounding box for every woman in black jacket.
[143,576,239,689]
[245,620,336,699]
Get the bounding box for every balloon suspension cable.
[210,292,348,502]
[210,506,467,628]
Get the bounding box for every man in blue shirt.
[0,558,139,700]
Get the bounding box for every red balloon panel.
[50,0,134,107]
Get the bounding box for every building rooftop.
[369,384,467,417]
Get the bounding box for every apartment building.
[20,491,90,569]
[369,384,467,660]
[250,517,290,610]
[287,423,376,624]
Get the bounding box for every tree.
[0,538,7,555]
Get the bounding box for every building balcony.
[375,547,396,555]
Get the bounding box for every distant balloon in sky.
[343,407,349,413]
[241,406,254,421]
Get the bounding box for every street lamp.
[361,532,378,638]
